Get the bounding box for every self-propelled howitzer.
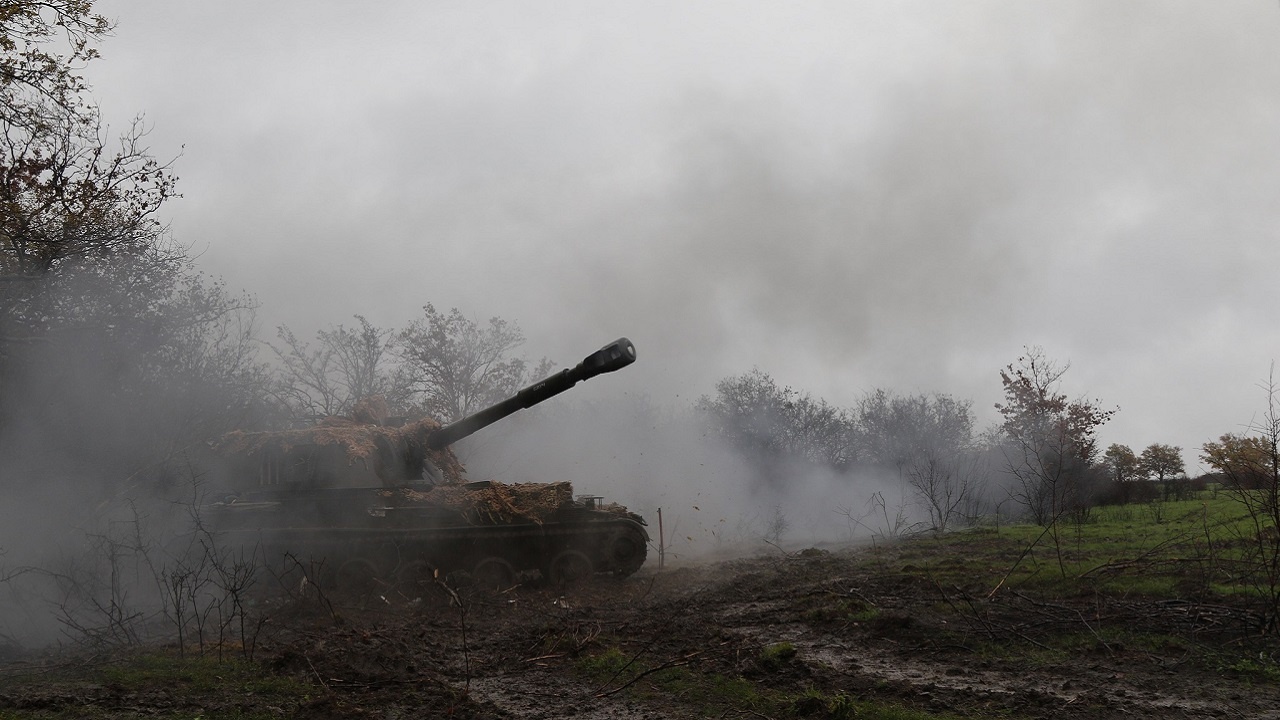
[208,338,647,590]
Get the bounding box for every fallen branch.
[593,649,703,698]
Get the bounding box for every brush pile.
[385,481,575,525]
[212,414,465,484]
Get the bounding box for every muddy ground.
[2,545,1279,718]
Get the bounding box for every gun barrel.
[426,337,636,450]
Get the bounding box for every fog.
[5,1,1280,647]
[459,396,904,562]
[77,1,1280,473]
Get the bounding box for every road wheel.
[609,533,646,577]
[548,550,593,586]
[472,557,516,591]
[394,560,436,596]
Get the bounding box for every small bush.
[758,641,797,670]
[827,691,858,719]
[577,647,631,678]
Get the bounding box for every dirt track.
[3,546,1279,718]
[234,548,1280,718]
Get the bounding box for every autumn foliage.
[995,347,1116,525]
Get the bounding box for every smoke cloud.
[80,2,1280,466]
[6,0,1280,647]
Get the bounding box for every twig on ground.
[593,649,704,698]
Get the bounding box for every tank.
[205,338,646,590]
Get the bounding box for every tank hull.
[209,486,649,589]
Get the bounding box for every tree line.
[695,346,1277,535]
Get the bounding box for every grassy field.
[568,489,1280,718]
[892,491,1277,599]
[844,490,1280,684]
[3,490,1277,719]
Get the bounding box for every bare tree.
[762,506,790,551]
[839,490,920,544]
[323,316,400,407]
[991,348,1114,581]
[398,304,548,422]
[272,315,404,421]
[905,452,986,534]
[271,325,340,418]
[858,390,982,533]
[996,347,1114,528]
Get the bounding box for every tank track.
[221,516,648,590]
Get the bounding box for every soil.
[2,545,1279,719]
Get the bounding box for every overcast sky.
[84,1,1280,471]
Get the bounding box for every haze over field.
[83,1,1280,470]
[8,1,1280,655]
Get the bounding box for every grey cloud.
[84,0,1280,465]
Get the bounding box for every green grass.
[577,646,631,677]
[791,686,957,720]
[967,627,1196,668]
[778,490,1280,688]
[96,653,305,696]
[577,647,769,713]
[0,651,313,719]
[887,492,1276,600]
[1217,654,1280,684]
[757,642,796,670]
[801,597,881,625]
[0,708,295,719]
[577,645,990,719]
[844,490,1280,683]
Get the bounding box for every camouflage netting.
[385,481,575,525]
[212,416,466,484]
